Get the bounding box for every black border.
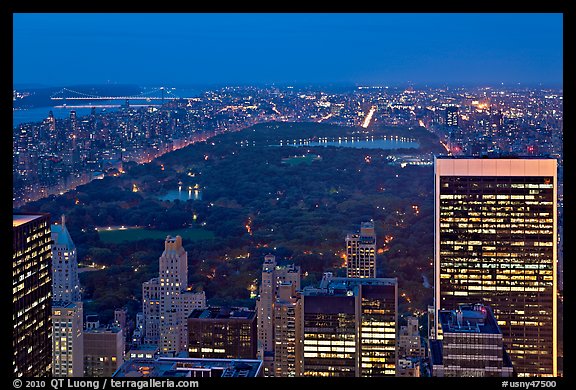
[6,4,571,387]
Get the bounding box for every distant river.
[13,106,117,128]
[13,87,200,128]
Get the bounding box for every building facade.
[434,158,557,376]
[187,307,257,359]
[346,221,377,278]
[52,301,84,377]
[84,325,124,377]
[301,273,397,377]
[13,213,53,377]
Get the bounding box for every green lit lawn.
[282,154,321,166]
[98,228,214,244]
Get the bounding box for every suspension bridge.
[50,87,186,102]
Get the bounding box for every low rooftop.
[113,357,262,377]
[189,307,256,320]
[439,303,501,335]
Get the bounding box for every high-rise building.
[51,215,81,302]
[13,213,53,377]
[434,158,557,376]
[84,322,124,377]
[273,283,303,377]
[345,221,377,278]
[429,303,514,377]
[255,254,300,376]
[187,307,257,359]
[397,316,425,359]
[142,236,206,354]
[52,301,84,377]
[445,106,459,128]
[301,273,397,377]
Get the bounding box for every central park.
[17,121,446,327]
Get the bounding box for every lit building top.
[51,216,75,248]
[13,214,45,227]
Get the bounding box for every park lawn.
[282,154,321,166]
[98,227,215,244]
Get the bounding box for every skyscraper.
[301,273,397,377]
[445,106,459,128]
[52,301,84,377]
[273,283,303,377]
[434,157,557,377]
[429,303,514,377]
[345,221,377,278]
[255,254,300,376]
[51,215,81,302]
[142,236,206,354]
[13,213,53,377]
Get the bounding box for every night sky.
[13,13,563,87]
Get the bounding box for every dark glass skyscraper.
[13,213,53,377]
[434,158,557,377]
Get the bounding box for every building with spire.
[51,215,81,302]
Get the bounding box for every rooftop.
[438,303,501,335]
[13,214,46,228]
[189,307,256,321]
[316,273,397,291]
[113,357,262,378]
[51,222,75,248]
[52,301,81,309]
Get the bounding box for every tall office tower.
[255,254,300,376]
[51,215,81,302]
[445,106,459,128]
[84,324,124,377]
[274,283,303,377]
[435,158,557,377]
[429,304,514,377]
[142,236,206,354]
[301,273,397,377]
[187,307,257,359]
[13,213,53,377]
[397,316,425,359]
[345,221,377,278]
[52,301,84,377]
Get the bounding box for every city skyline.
[13,13,563,87]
